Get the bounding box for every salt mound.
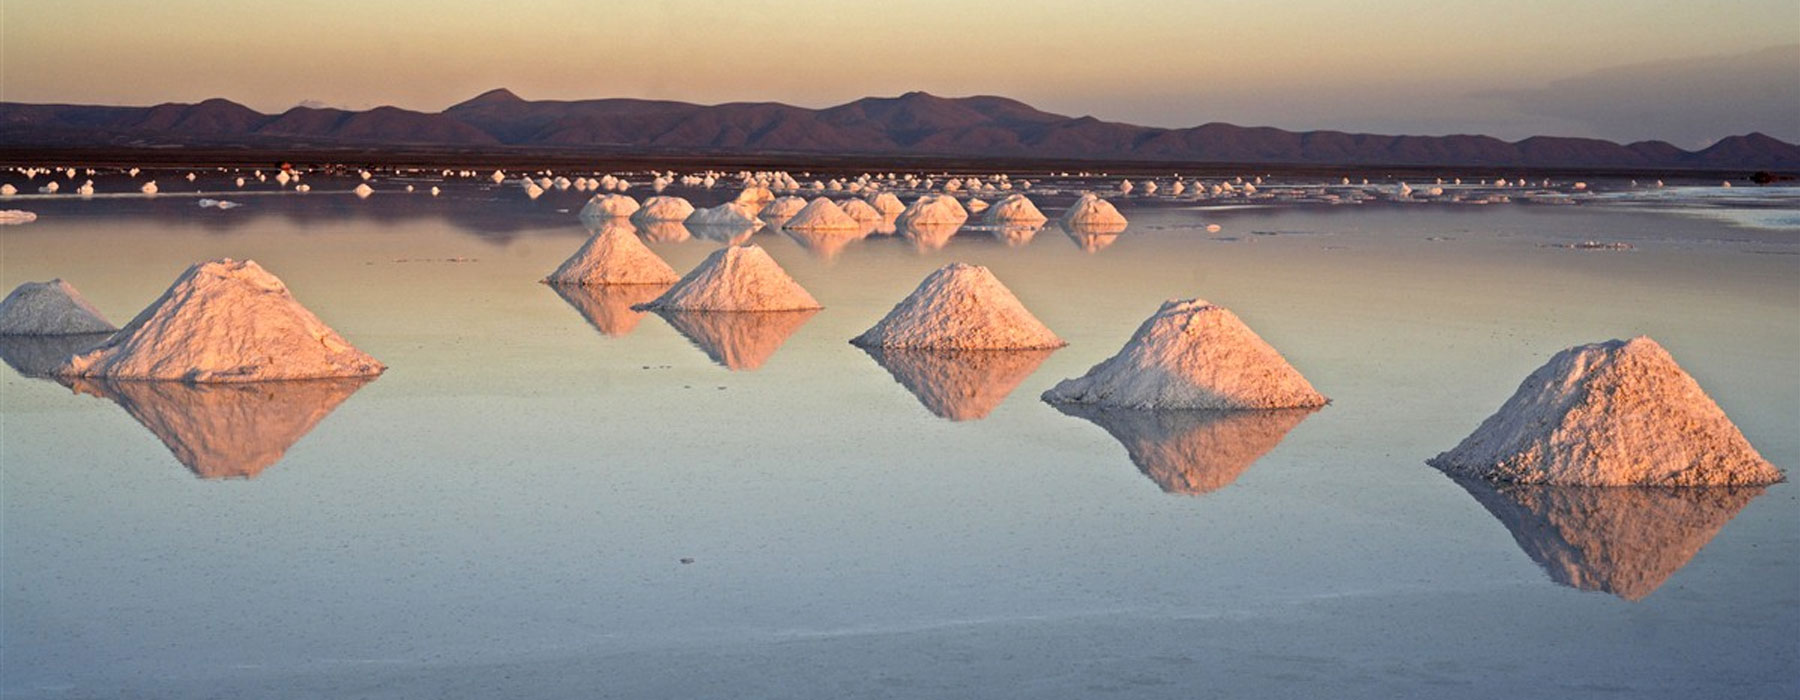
[758,196,808,224]
[783,197,862,231]
[0,279,117,335]
[651,309,818,370]
[687,202,762,229]
[1056,405,1317,495]
[631,196,696,223]
[548,281,668,337]
[579,194,640,220]
[860,347,1055,421]
[1452,477,1765,600]
[839,198,884,224]
[0,210,37,224]
[897,194,969,227]
[633,245,821,312]
[982,193,1048,225]
[1043,299,1326,409]
[867,192,906,216]
[1429,337,1781,486]
[57,259,385,382]
[543,224,680,286]
[851,263,1063,350]
[1061,192,1128,231]
[733,186,775,217]
[353,183,374,198]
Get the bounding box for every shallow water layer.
[2,182,1797,699]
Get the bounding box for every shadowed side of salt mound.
[1054,404,1317,494]
[651,309,817,371]
[852,263,1064,350]
[549,282,669,337]
[1044,299,1326,409]
[0,279,118,335]
[1429,337,1782,486]
[1450,477,1765,600]
[634,245,821,312]
[64,376,374,479]
[0,332,113,377]
[543,224,679,286]
[860,347,1056,421]
[56,259,384,382]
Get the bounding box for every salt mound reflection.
[651,309,818,371]
[1053,405,1316,494]
[1451,478,1765,600]
[860,347,1055,421]
[687,222,759,246]
[902,222,962,253]
[548,282,670,338]
[0,332,112,377]
[784,226,869,262]
[65,376,374,479]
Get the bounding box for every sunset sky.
[5,0,1796,147]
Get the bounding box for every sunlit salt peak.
[544,224,680,286]
[851,263,1064,350]
[1060,192,1128,231]
[353,183,374,199]
[631,196,697,224]
[1043,299,1327,410]
[897,193,969,227]
[579,194,640,220]
[982,193,1048,225]
[839,198,884,224]
[55,258,384,382]
[0,279,117,336]
[867,192,906,216]
[634,245,821,312]
[1429,337,1782,486]
[783,197,862,231]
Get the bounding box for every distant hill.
[4,90,1796,170]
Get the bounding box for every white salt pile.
[783,197,862,230]
[0,279,117,335]
[686,202,763,229]
[353,183,374,199]
[982,193,1048,225]
[56,259,385,382]
[851,263,1063,350]
[631,196,696,223]
[579,194,640,220]
[1061,192,1128,231]
[0,210,37,224]
[0,184,16,196]
[733,186,775,217]
[141,181,159,195]
[633,245,821,312]
[1043,299,1326,409]
[839,198,884,224]
[1429,337,1782,486]
[543,224,680,286]
[758,196,808,224]
[897,194,969,227]
[867,192,906,217]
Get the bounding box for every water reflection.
[688,222,759,246]
[0,332,113,377]
[1450,477,1765,601]
[1053,405,1317,494]
[989,224,1043,248]
[548,282,671,338]
[650,309,818,371]
[634,221,692,243]
[860,347,1055,421]
[63,376,375,479]
[1062,224,1122,253]
[902,222,963,253]
[784,226,870,262]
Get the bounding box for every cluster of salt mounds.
[1429,337,1781,486]
[543,224,679,286]
[57,259,384,382]
[852,264,1063,350]
[0,280,117,335]
[634,245,821,312]
[1055,404,1317,495]
[860,347,1055,421]
[631,196,696,224]
[1061,193,1129,231]
[783,197,862,231]
[579,194,640,220]
[897,194,968,227]
[982,194,1048,225]
[1044,299,1326,409]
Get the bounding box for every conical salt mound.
[1055,404,1317,495]
[851,263,1064,350]
[543,224,680,286]
[653,309,818,371]
[783,197,862,231]
[0,279,117,335]
[1450,477,1765,600]
[579,194,640,220]
[1429,337,1782,486]
[860,347,1055,421]
[549,281,669,337]
[1061,192,1128,232]
[57,259,385,382]
[982,193,1048,225]
[1043,299,1326,409]
[66,375,373,479]
[633,245,821,312]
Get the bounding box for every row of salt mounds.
[543,224,680,286]
[1043,299,1326,410]
[896,194,968,227]
[0,280,117,335]
[630,196,695,224]
[580,194,640,220]
[1061,192,1128,231]
[1428,337,1782,486]
[783,197,862,231]
[982,193,1048,225]
[852,263,1063,350]
[56,259,385,382]
[634,245,821,312]
[758,196,808,224]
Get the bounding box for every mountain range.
[4,89,1796,170]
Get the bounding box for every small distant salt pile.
[1061,193,1128,231]
[1043,299,1326,409]
[543,224,680,286]
[867,192,906,217]
[633,245,821,312]
[851,264,1063,350]
[353,183,374,199]
[631,196,696,223]
[758,196,808,224]
[430,186,441,196]
[0,210,37,224]
[783,197,862,230]
[0,184,16,196]
[522,181,545,199]
[0,279,117,335]
[56,259,384,382]
[897,194,969,227]
[1429,337,1782,486]
[982,193,1048,225]
[490,170,506,184]
[276,171,291,186]
[579,194,640,220]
